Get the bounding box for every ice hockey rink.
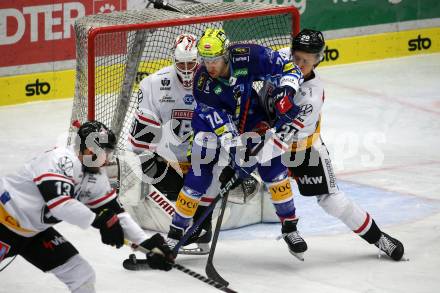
[1,53,440,293]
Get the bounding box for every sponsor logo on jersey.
[197,73,207,91]
[176,191,199,217]
[300,104,313,116]
[42,235,67,250]
[172,109,193,119]
[57,156,74,178]
[183,94,194,105]
[231,47,250,55]
[299,87,312,97]
[298,175,323,185]
[233,68,248,77]
[25,79,51,96]
[159,95,175,103]
[0,241,11,262]
[323,46,339,61]
[214,85,222,95]
[269,179,292,202]
[324,159,337,188]
[233,84,244,100]
[160,78,171,90]
[408,35,431,51]
[232,56,249,63]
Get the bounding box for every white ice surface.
[1,53,440,293]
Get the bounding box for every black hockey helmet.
[291,29,325,61]
[76,121,116,152]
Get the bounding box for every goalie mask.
[291,29,325,64]
[173,33,198,89]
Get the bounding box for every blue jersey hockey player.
[166,28,308,260]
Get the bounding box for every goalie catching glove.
[140,233,175,271]
[273,85,301,128]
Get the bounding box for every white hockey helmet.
[173,33,198,89]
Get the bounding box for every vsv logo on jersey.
[298,175,323,185]
[183,94,194,105]
[25,79,51,96]
[408,35,431,51]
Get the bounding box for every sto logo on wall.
[0,0,127,68]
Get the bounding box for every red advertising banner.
[0,0,127,67]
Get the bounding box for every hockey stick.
[172,172,240,255]
[125,240,238,293]
[203,134,272,286]
[205,187,230,286]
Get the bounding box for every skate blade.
[377,251,410,262]
[400,255,410,261]
[178,243,210,255]
[289,250,305,261]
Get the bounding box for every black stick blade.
[206,260,229,287]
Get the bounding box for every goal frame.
[86,5,300,121]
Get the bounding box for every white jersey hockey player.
[0,121,174,293]
[263,29,405,261]
[128,34,219,254]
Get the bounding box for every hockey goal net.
[69,2,300,230]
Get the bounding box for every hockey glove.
[273,86,301,128]
[140,233,175,271]
[92,209,124,248]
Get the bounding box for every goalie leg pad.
[140,154,183,201]
[50,254,96,293]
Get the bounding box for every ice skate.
[166,224,212,255]
[280,219,307,261]
[178,225,212,255]
[375,232,406,261]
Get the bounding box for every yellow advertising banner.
[1,27,439,106]
[320,27,440,67]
